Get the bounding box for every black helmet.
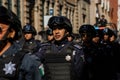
[102,28,114,37]
[94,29,103,38]
[79,24,96,37]
[67,33,75,39]
[0,6,22,40]
[79,24,96,34]
[46,28,53,35]
[0,6,11,24]
[22,24,37,35]
[48,16,72,34]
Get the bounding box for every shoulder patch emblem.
[3,62,16,75]
[72,50,76,56]
[39,64,45,76]
[74,44,82,49]
[41,43,51,47]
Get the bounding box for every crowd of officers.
[1,5,120,80]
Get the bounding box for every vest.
[43,42,75,80]
[23,39,41,53]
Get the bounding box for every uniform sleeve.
[73,47,86,80]
[18,54,42,80]
[35,43,51,62]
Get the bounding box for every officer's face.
[24,33,33,40]
[103,34,109,41]
[0,23,9,40]
[81,33,92,42]
[67,36,73,42]
[81,33,88,41]
[92,36,100,43]
[110,35,116,42]
[53,28,68,41]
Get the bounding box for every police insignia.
[65,54,71,61]
[72,50,76,56]
[39,64,45,76]
[3,61,16,75]
[74,44,82,49]
[81,55,85,62]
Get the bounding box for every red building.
[109,0,118,29]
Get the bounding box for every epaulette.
[73,44,82,50]
[40,42,51,47]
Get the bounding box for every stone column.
[70,9,74,26]
[90,0,95,25]
[36,0,44,40]
[73,0,79,34]
[34,0,39,39]
[24,0,30,24]
[12,0,17,14]
[44,0,49,15]
[54,0,60,16]
[2,0,8,8]
[67,7,70,19]
[62,1,67,16]
[20,0,24,26]
[38,0,43,31]
[34,0,38,30]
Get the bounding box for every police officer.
[46,28,54,43]
[109,30,117,43]
[98,15,108,27]
[100,28,118,80]
[101,28,120,80]
[92,28,102,44]
[22,24,41,53]
[79,24,106,80]
[101,28,113,45]
[109,29,120,80]
[35,16,86,80]
[0,6,41,80]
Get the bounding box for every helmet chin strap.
[0,30,9,51]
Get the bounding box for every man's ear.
[66,30,70,35]
[65,31,69,37]
[66,32,69,35]
[8,29,15,38]
[65,29,69,34]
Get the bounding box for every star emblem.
[3,61,16,75]
[65,54,71,61]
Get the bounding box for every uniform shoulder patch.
[73,44,82,49]
[40,42,51,47]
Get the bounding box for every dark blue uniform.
[0,42,41,80]
[35,40,85,80]
[0,6,41,80]
[110,41,120,80]
[81,38,116,80]
[100,39,116,80]
[22,38,41,53]
[81,41,104,80]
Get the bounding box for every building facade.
[90,0,118,32]
[118,0,120,31]
[0,0,91,40]
[90,0,110,25]
[4,0,119,40]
